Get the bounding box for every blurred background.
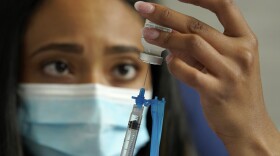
[160,0,280,129]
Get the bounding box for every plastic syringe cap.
[139,88,145,96]
[132,88,147,108]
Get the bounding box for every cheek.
[19,52,38,83]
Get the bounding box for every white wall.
[160,0,280,129]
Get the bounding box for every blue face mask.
[18,84,151,156]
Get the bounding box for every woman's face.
[21,0,151,89]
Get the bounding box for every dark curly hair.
[0,0,190,155]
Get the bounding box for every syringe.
[120,105,144,156]
[121,19,170,156]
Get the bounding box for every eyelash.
[38,58,142,83]
[111,63,140,81]
[41,60,72,77]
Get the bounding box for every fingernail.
[166,54,173,64]
[134,1,155,14]
[142,28,160,40]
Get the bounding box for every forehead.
[24,0,143,51]
[32,0,141,26]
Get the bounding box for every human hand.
[135,0,280,155]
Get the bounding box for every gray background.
[160,0,280,129]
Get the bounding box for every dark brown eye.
[112,64,137,81]
[43,61,70,77]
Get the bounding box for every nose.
[79,68,108,85]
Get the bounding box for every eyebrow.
[30,43,84,57]
[107,45,141,54]
[30,43,141,57]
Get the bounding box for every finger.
[135,1,251,37]
[135,1,236,55]
[169,49,205,72]
[166,55,215,91]
[135,1,232,53]
[178,0,252,37]
[142,27,229,77]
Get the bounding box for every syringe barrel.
[121,105,144,156]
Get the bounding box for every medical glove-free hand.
[135,1,280,155]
